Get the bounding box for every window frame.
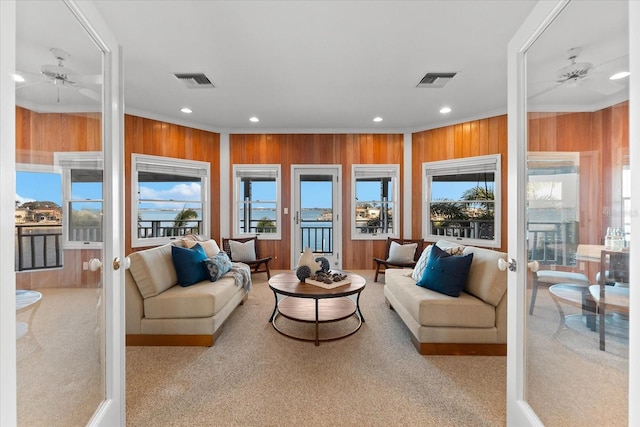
[232,164,281,240]
[422,154,501,248]
[131,153,210,248]
[351,164,400,240]
[55,152,104,250]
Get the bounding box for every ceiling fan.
[529,46,627,100]
[16,47,101,103]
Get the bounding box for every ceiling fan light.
[610,71,630,80]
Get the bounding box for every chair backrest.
[222,236,261,261]
[383,237,425,262]
[599,250,629,285]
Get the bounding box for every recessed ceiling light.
[610,71,630,80]
[373,116,383,122]
[249,116,260,123]
[12,73,25,83]
[180,107,192,114]
[440,106,452,114]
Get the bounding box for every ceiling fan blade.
[78,87,101,102]
[73,74,102,85]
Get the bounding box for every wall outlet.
[82,262,89,270]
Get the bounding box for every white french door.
[1,1,125,425]
[291,166,342,270]
[507,0,639,425]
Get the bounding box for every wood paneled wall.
[124,115,220,254]
[229,134,404,269]
[528,102,629,278]
[15,101,629,282]
[411,115,509,252]
[15,107,102,289]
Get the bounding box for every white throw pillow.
[229,239,257,262]
[386,241,418,264]
[183,238,220,257]
[411,243,464,282]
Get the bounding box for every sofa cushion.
[204,251,233,282]
[417,245,474,297]
[229,239,257,262]
[461,246,507,306]
[171,244,210,287]
[143,277,242,319]
[385,270,496,328]
[128,243,178,298]
[387,241,418,263]
[411,243,465,282]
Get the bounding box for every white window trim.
[232,164,281,240]
[131,153,210,248]
[351,164,400,240]
[422,154,501,248]
[55,151,103,250]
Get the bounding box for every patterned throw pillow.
[386,241,418,264]
[229,239,257,262]
[204,252,233,282]
[411,244,464,282]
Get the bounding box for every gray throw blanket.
[226,262,252,292]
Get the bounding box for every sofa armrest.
[125,269,144,334]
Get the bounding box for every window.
[423,154,501,248]
[132,154,210,248]
[351,164,399,239]
[233,165,281,239]
[56,152,104,249]
[15,164,64,270]
[527,152,579,266]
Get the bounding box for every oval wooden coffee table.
[268,271,366,346]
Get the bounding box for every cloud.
[15,194,35,205]
[139,183,201,206]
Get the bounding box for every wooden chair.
[374,237,424,282]
[589,250,629,351]
[222,236,272,279]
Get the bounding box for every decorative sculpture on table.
[296,247,321,282]
[315,256,330,273]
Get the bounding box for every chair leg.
[264,261,271,280]
[374,264,382,282]
[599,305,606,351]
[529,278,539,315]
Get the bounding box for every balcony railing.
[15,224,63,271]
[430,219,495,240]
[137,220,202,238]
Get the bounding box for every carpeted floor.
[16,270,630,426]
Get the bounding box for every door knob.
[88,258,102,271]
[498,257,517,272]
[113,256,131,270]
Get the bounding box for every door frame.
[0,1,125,425]
[290,165,342,270]
[506,0,640,425]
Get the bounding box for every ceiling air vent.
[173,73,215,89]
[417,72,457,88]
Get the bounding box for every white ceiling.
[15,1,630,134]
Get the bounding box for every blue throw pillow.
[204,251,233,282]
[416,244,474,297]
[171,243,209,287]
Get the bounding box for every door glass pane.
[525,1,629,424]
[15,1,106,425]
[300,175,333,254]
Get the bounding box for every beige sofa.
[125,240,249,346]
[383,239,507,355]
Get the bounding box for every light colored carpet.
[15,270,629,426]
